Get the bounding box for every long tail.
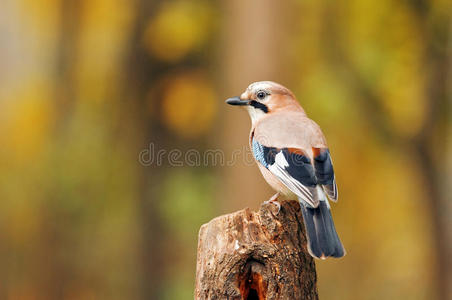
[300,199,345,259]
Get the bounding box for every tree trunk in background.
[54,0,80,126]
[412,5,451,299]
[195,201,318,300]
[218,0,294,212]
[120,1,166,299]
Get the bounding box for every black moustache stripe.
[250,100,269,113]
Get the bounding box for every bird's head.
[226,81,305,124]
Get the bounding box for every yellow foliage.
[0,0,446,299]
[379,62,427,137]
[20,0,60,41]
[143,1,214,62]
[76,0,135,103]
[345,0,428,137]
[0,82,54,164]
[160,72,217,138]
[376,7,427,137]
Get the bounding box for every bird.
[225,81,345,259]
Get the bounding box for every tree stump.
[195,200,318,300]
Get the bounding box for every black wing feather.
[313,149,338,201]
[252,137,319,207]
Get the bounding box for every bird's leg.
[264,192,281,213]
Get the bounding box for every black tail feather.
[300,200,345,259]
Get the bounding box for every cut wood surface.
[195,200,318,300]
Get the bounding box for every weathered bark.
[195,200,318,300]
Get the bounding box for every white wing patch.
[268,151,319,208]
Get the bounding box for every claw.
[264,193,281,213]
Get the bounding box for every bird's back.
[252,111,327,157]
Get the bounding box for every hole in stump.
[239,259,267,300]
[247,288,259,300]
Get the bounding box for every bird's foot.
[264,193,281,213]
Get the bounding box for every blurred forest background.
[0,0,450,299]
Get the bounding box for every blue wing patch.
[252,138,267,167]
[252,138,278,168]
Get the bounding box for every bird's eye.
[256,91,267,100]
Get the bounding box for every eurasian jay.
[226,81,345,259]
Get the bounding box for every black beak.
[225,96,249,106]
